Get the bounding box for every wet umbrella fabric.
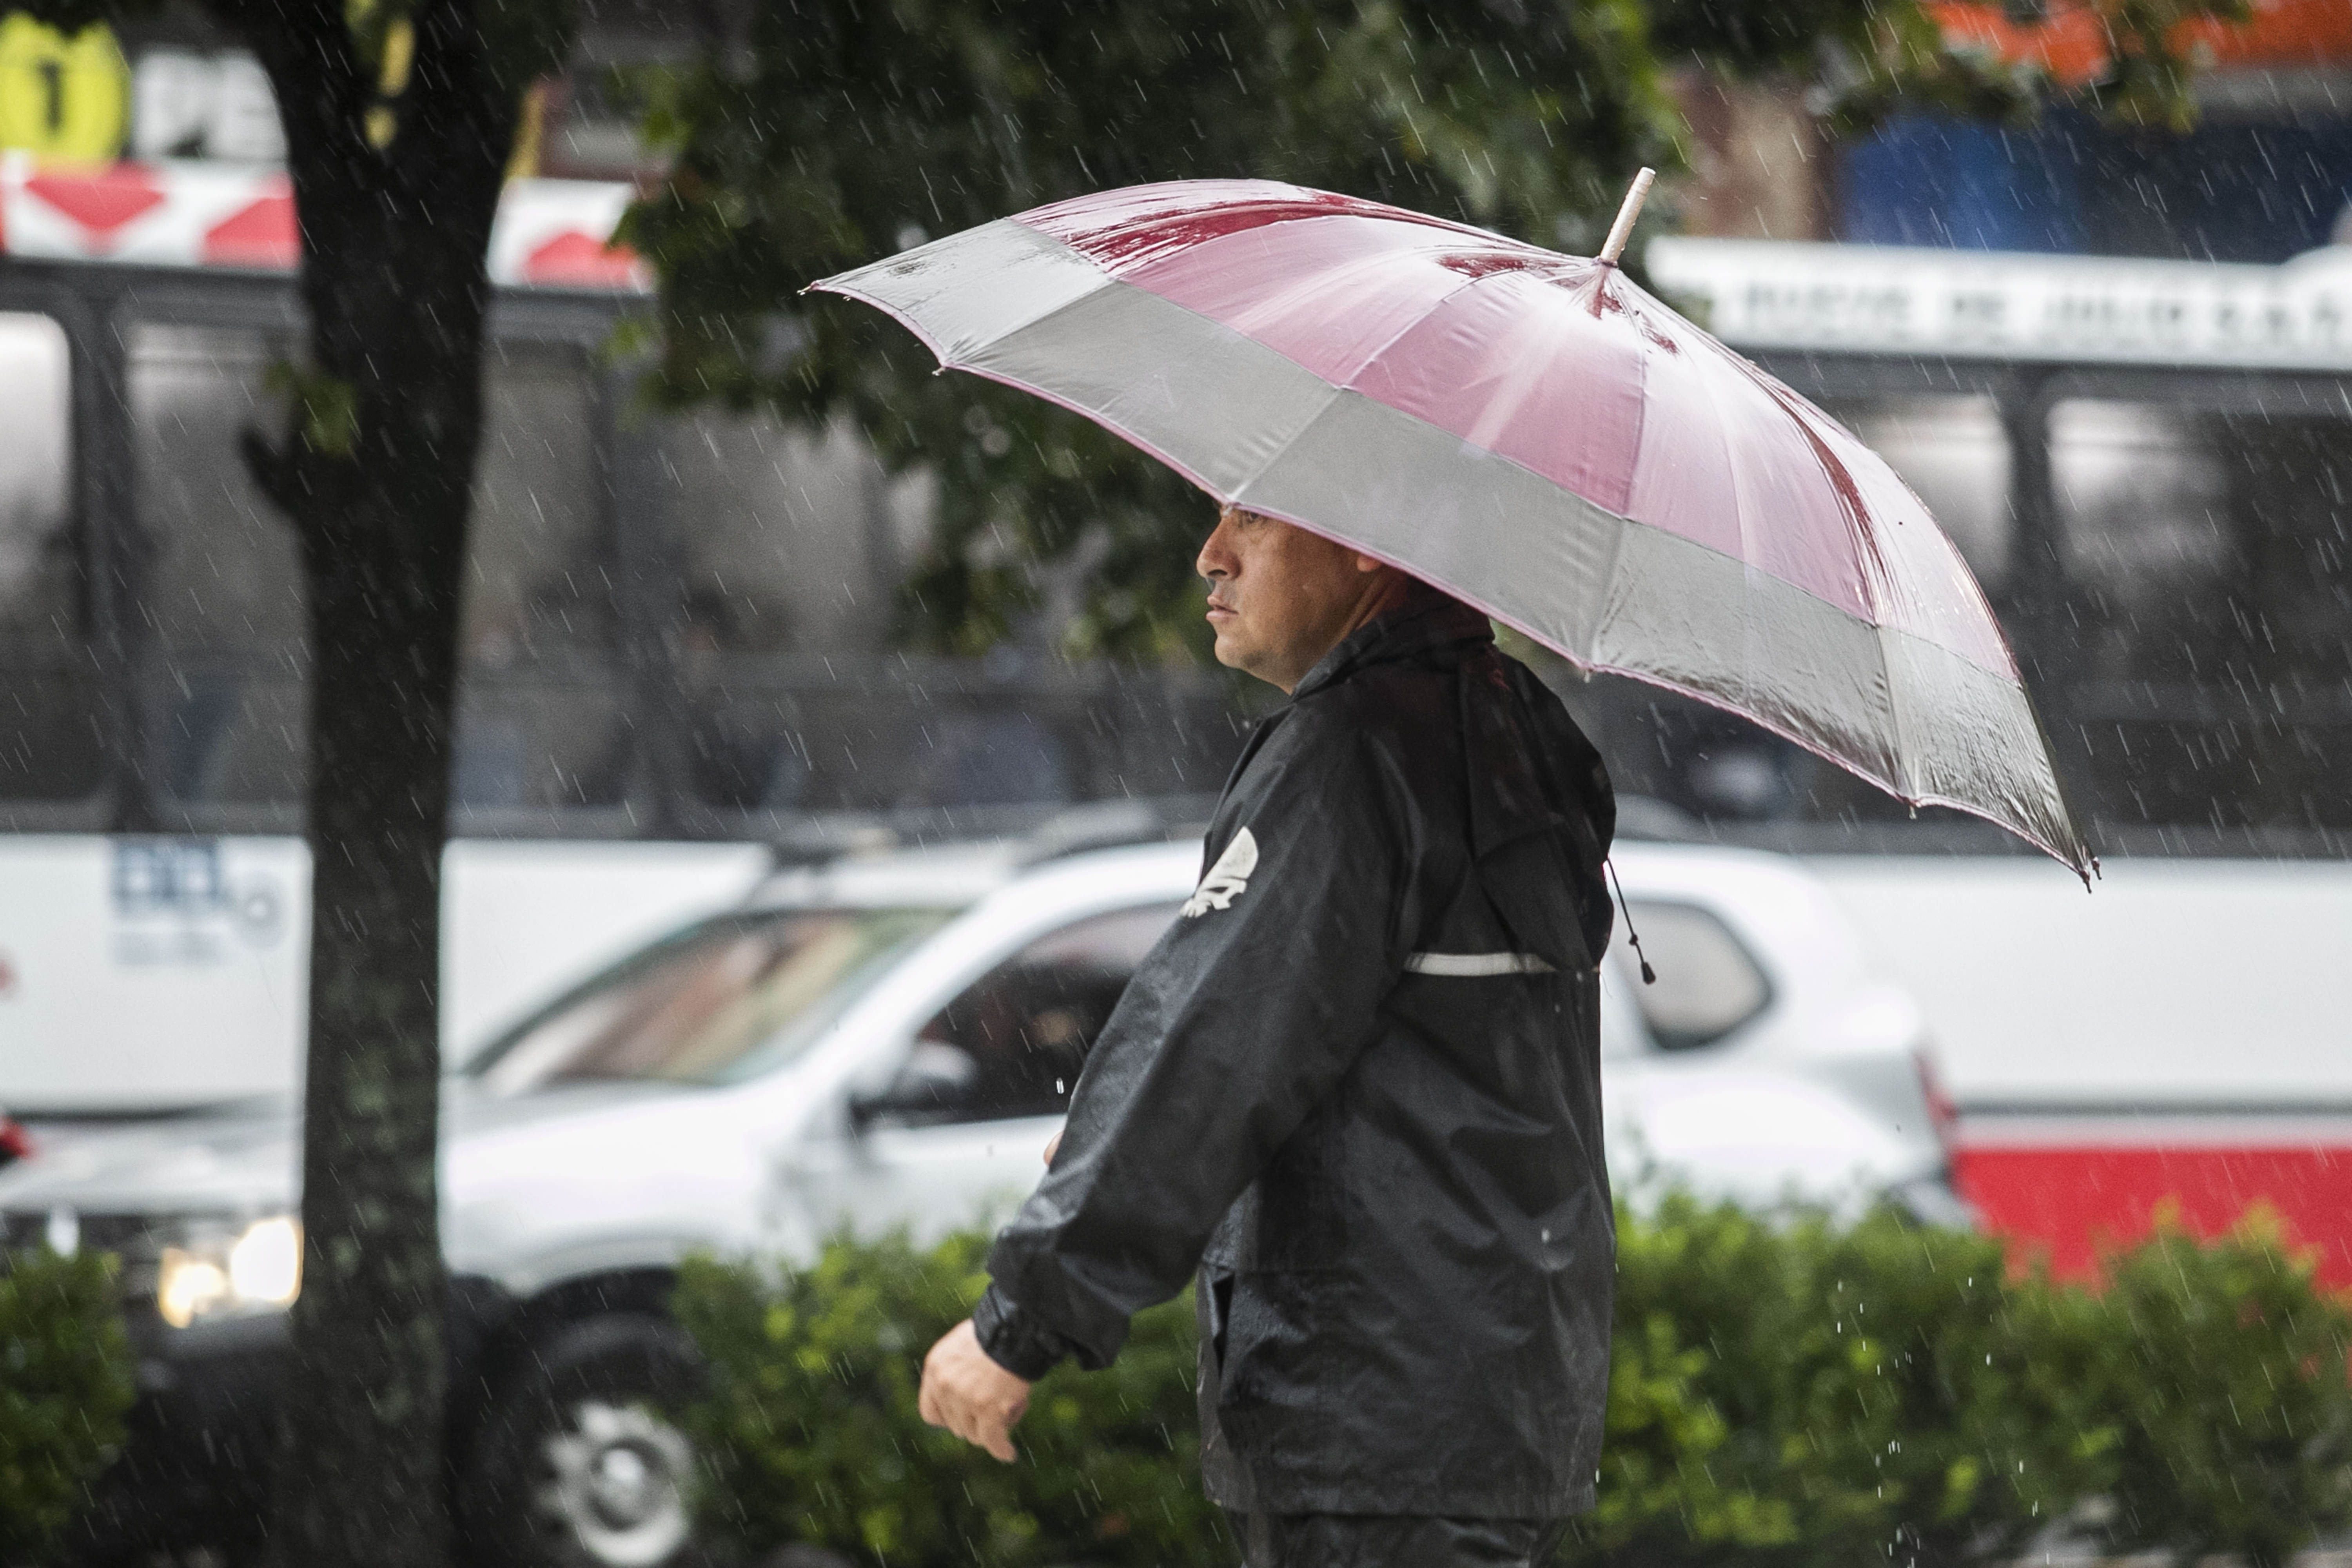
[811,179,2091,877]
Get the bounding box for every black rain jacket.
[974,594,1617,1517]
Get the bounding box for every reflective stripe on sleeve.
[1401,951,1556,977]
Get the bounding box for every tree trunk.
[276,497,466,1568]
[238,0,523,1558]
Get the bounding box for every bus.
[1641,232,2352,1277]
[0,156,1241,1111]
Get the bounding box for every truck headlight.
[157,1215,302,1328]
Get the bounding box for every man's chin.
[1211,640,1288,691]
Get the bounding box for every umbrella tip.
[1598,167,1656,267]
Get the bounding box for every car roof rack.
[763,791,1692,871]
[1012,795,1219,867]
[762,795,1217,872]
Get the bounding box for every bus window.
[652,410,931,815]
[130,324,630,817]
[657,410,895,659]
[130,321,305,809]
[2051,402,2232,618]
[466,344,613,660]
[1825,395,2012,588]
[0,313,100,803]
[456,342,627,815]
[2051,400,2352,833]
[646,405,1253,820]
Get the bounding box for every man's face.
[1196,506,1397,692]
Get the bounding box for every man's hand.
[918,1319,1031,1462]
[1043,1131,1061,1165]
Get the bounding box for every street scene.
[2,1,2352,1566]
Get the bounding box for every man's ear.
[1352,552,1388,574]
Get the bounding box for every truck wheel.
[459,1314,704,1568]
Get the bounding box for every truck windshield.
[464,907,955,1094]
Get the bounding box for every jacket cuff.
[971,1284,1075,1381]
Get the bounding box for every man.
[918,505,1618,1567]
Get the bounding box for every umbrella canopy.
[811,179,2092,878]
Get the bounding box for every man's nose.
[1198,512,1237,581]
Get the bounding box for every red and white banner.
[0,154,651,293]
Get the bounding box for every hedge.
[681,1232,1221,1568]
[0,1247,136,1565]
[679,1200,2352,1568]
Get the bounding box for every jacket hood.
[1290,591,1493,700]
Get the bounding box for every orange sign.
[1931,0,2352,88]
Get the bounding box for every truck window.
[653,408,901,815]
[465,906,954,1094]
[911,902,1177,1123]
[1615,900,1771,1050]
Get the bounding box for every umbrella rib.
[1578,497,1630,672]
[1223,386,1347,508]
[1223,272,1491,503]
[1325,269,1492,397]
[1230,269,1632,656]
[1877,621,1924,803]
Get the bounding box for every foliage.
[0,1249,136,1566]
[677,1233,1220,1568]
[627,0,2242,661]
[2089,1207,2352,1568]
[682,1203,2352,1568]
[1572,1196,2116,1566]
[625,0,1677,662]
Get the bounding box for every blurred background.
[10,2,2352,1562]
[1,0,2350,1343]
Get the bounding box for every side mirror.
[848,1042,980,1130]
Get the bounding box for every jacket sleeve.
[974,713,1417,1377]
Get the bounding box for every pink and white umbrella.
[812,178,2092,877]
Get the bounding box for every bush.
[0,1248,136,1564]
[2087,1208,2352,1568]
[681,1203,2352,1568]
[1575,1196,2117,1566]
[678,1233,1221,1568]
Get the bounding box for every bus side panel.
[0,835,307,1112]
[0,836,768,1114]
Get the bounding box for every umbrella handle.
[1597,167,1656,267]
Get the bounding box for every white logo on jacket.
[1181,827,1258,918]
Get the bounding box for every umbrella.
[810,176,2092,879]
